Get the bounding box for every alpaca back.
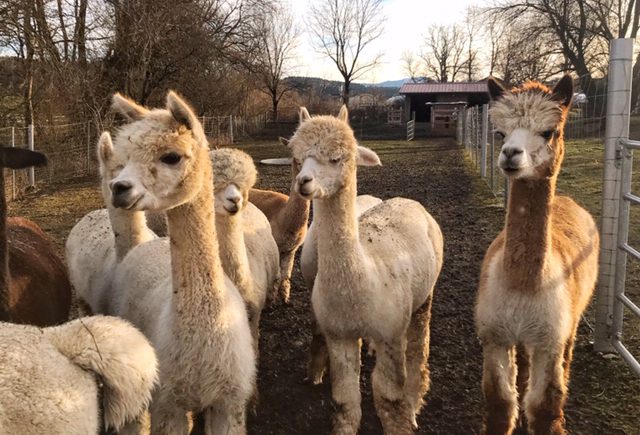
[66,209,116,313]
[7,217,71,326]
[242,202,280,305]
[358,198,443,308]
[0,316,157,433]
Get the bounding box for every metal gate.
[595,38,640,375]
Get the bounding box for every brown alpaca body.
[249,183,309,303]
[476,77,599,435]
[4,217,71,326]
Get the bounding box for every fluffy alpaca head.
[107,91,209,211]
[209,148,257,216]
[488,75,573,180]
[287,106,380,199]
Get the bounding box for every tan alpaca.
[107,92,255,434]
[288,106,444,434]
[66,132,156,315]
[249,140,310,303]
[210,147,280,347]
[476,76,599,435]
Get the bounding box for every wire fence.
[0,112,269,202]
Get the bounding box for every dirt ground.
[9,138,640,434]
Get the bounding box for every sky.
[287,0,485,84]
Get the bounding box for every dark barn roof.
[399,82,488,94]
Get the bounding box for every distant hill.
[284,76,401,99]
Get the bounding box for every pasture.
[9,137,640,434]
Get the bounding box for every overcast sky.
[287,0,485,83]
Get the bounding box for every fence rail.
[0,112,268,202]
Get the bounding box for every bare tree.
[463,7,480,81]
[256,3,300,122]
[401,50,422,83]
[307,0,385,105]
[420,24,467,83]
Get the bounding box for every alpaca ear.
[356,146,381,166]
[279,136,290,147]
[551,75,574,108]
[487,77,507,101]
[337,105,349,123]
[97,131,113,166]
[166,91,199,131]
[111,93,149,121]
[0,147,47,169]
[299,107,311,123]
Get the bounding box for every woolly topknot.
[209,148,257,193]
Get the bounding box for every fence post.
[86,121,91,173]
[229,115,234,143]
[10,127,15,200]
[594,38,634,353]
[27,124,35,187]
[481,104,489,177]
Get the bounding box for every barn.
[399,81,490,136]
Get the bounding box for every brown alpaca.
[0,148,71,326]
[476,76,599,435]
[249,139,310,303]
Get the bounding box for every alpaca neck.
[216,213,252,299]
[280,185,310,230]
[313,172,361,278]
[166,160,226,317]
[0,169,9,321]
[107,205,154,262]
[503,174,556,290]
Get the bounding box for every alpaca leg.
[204,403,246,435]
[481,344,518,435]
[117,411,149,435]
[514,345,530,431]
[326,337,362,435]
[524,345,567,435]
[372,338,413,434]
[149,388,189,434]
[278,250,296,303]
[562,326,578,386]
[404,294,433,429]
[307,313,329,384]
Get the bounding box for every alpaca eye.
[495,131,505,139]
[541,130,555,140]
[160,152,182,165]
[329,157,341,164]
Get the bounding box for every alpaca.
[476,76,599,435]
[301,194,382,384]
[288,106,444,434]
[66,132,157,314]
[107,91,254,434]
[0,147,71,326]
[249,138,310,303]
[210,147,279,347]
[0,315,158,434]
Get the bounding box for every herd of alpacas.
[0,74,599,435]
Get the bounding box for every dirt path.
[9,138,639,434]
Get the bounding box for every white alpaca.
[289,106,444,434]
[301,194,382,384]
[0,315,157,434]
[66,132,156,314]
[210,147,279,346]
[107,91,254,434]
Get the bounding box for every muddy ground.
[9,138,640,434]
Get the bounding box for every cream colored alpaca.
[0,315,157,434]
[107,92,255,434]
[66,132,156,314]
[289,106,444,434]
[210,147,279,346]
[301,194,382,384]
[476,76,599,435]
[249,140,310,303]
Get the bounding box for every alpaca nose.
[502,147,523,159]
[298,175,312,186]
[111,180,132,197]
